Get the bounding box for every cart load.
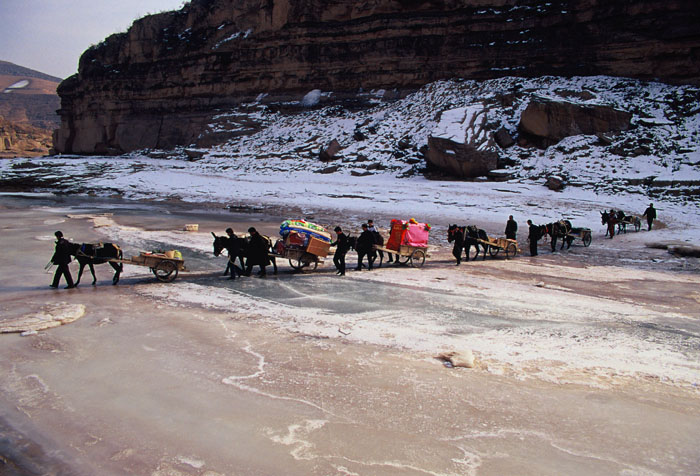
[111,249,186,282]
[379,218,431,267]
[274,219,331,271]
[279,219,332,257]
[385,218,431,251]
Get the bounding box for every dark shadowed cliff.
[54,0,700,155]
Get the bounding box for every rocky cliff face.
[0,61,60,157]
[54,0,700,155]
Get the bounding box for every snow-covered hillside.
[191,75,699,199]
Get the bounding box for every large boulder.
[519,97,632,147]
[319,139,342,162]
[425,105,499,178]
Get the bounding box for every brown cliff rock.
[519,97,633,147]
[0,62,60,157]
[425,105,499,178]
[54,0,700,154]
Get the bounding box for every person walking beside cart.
[643,203,657,231]
[367,219,386,264]
[50,231,75,288]
[527,220,539,257]
[245,227,270,277]
[224,228,244,279]
[505,215,518,240]
[331,226,349,275]
[606,209,617,239]
[355,223,376,271]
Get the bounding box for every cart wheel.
[634,221,641,232]
[398,253,411,265]
[153,260,178,282]
[410,249,426,268]
[289,254,318,272]
[505,243,518,259]
[288,258,306,270]
[583,232,592,247]
[489,246,500,258]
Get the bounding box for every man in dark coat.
[606,209,617,239]
[643,203,657,231]
[50,231,75,288]
[505,215,518,240]
[367,219,387,264]
[331,226,350,275]
[527,220,539,256]
[355,223,376,271]
[245,227,270,277]
[224,228,243,279]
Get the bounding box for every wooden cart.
[375,244,429,267]
[110,252,186,282]
[482,237,521,259]
[565,227,593,247]
[271,247,326,272]
[271,234,330,272]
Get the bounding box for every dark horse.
[447,225,489,264]
[69,242,123,285]
[544,220,574,251]
[600,211,618,238]
[212,232,277,276]
[212,232,246,278]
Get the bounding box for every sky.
[0,0,188,79]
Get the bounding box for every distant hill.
[0,61,60,157]
[0,60,62,82]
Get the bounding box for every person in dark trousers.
[367,219,386,264]
[224,228,243,279]
[643,203,657,231]
[245,227,270,277]
[527,220,539,256]
[606,209,617,239]
[331,226,349,275]
[355,223,376,271]
[505,215,518,240]
[50,231,75,288]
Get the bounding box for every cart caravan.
[274,219,332,271]
[375,218,431,267]
[110,250,186,282]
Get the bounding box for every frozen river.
[1,194,700,475]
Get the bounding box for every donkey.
[212,232,246,278]
[466,225,490,260]
[600,211,617,238]
[447,225,489,263]
[545,220,573,251]
[70,242,123,286]
[212,232,277,278]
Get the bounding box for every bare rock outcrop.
[519,96,633,147]
[54,0,700,154]
[0,61,60,157]
[425,105,499,178]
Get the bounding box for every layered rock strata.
[54,0,700,154]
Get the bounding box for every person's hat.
[226,227,234,234]
[334,226,342,232]
[361,223,368,228]
[55,231,63,238]
[248,227,256,233]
